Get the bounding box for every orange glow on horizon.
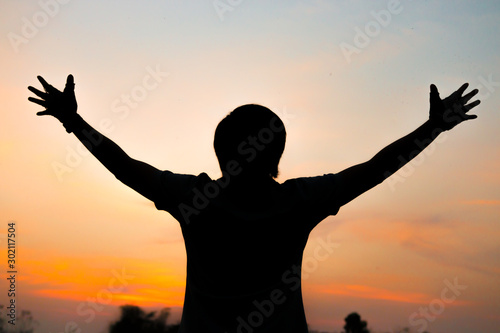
[17,250,186,307]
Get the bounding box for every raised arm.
[336,83,480,207]
[28,75,162,201]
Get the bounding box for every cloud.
[338,213,500,277]
[461,200,500,206]
[21,253,185,306]
[311,282,471,306]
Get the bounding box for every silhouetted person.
[28,75,480,333]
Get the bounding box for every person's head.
[214,104,286,179]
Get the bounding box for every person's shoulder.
[157,170,214,193]
[278,173,338,200]
[154,171,213,212]
[281,173,338,188]
[159,170,212,181]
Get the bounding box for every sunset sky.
[1,1,499,332]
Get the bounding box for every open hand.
[429,83,480,131]
[28,75,78,131]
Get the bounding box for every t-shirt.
[154,171,341,333]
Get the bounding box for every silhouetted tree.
[0,306,37,333]
[108,305,180,333]
[343,312,370,333]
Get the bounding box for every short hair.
[214,104,286,178]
